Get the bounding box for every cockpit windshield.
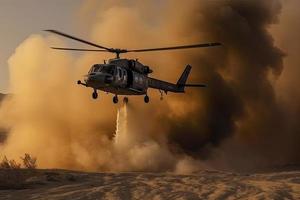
[89,64,115,75]
[91,65,101,72]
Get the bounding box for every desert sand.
[0,169,299,200]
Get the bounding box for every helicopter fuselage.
[84,59,149,95]
[76,58,206,103]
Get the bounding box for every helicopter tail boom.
[148,65,206,93]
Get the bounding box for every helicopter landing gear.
[113,95,118,104]
[77,80,81,85]
[123,97,129,104]
[92,90,98,99]
[144,95,149,103]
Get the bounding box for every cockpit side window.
[108,66,115,75]
[102,65,115,75]
[94,66,101,72]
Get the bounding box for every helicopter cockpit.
[89,64,115,75]
[85,64,115,87]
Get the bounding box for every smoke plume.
[0,0,300,172]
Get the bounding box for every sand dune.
[0,169,299,199]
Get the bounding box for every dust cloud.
[0,0,300,172]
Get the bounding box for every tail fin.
[177,65,192,91]
[176,65,206,92]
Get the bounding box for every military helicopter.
[45,30,221,103]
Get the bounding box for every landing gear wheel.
[92,91,98,99]
[113,96,118,104]
[144,95,149,103]
[123,97,129,104]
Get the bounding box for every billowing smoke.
[161,0,286,168]
[0,0,299,172]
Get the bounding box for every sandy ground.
[0,169,300,200]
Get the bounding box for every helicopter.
[45,30,221,103]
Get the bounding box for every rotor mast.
[112,49,127,59]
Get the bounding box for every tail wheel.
[144,95,149,103]
[92,91,98,99]
[113,96,118,104]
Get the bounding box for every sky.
[0,0,82,92]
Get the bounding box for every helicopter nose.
[85,74,98,86]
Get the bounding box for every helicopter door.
[127,69,133,87]
[117,68,122,80]
[120,69,127,84]
[122,69,127,85]
[116,67,127,87]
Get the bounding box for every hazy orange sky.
[0,0,83,92]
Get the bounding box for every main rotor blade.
[51,47,108,52]
[127,43,222,53]
[45,30,112,51]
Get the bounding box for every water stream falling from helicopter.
[114,102,129,149]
